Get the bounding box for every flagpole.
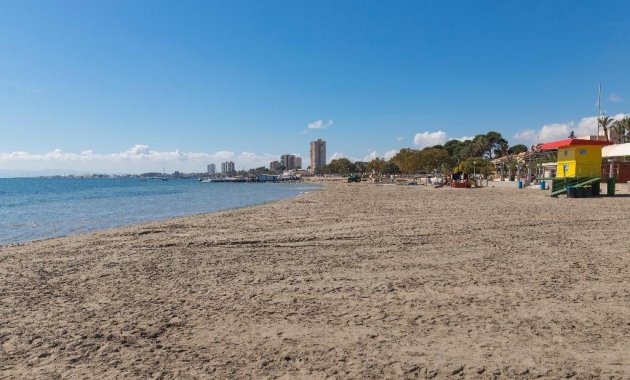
[597,84,602,138]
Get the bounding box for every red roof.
[539,138,613,150]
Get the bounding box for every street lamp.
[473,161,477,179]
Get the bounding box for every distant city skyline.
[1,1,630,175]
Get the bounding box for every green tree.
[470,134,488,157]
[443,139,474,163]
[418,148,453,174]
[470,132,508,158]
[328,158,355,174]
[314,165,328,175]
[382,161,400,175]
[486,131,509,157]
[611,117,630,144]
[443,140,472,162]
[507,144,528,155]
[383,130,512,176]
[598,115,616,141]
[367,158,385,173]
[456,142,474,162]
[443,139,464,157]
[461,157,494,178]
[391,148,422,173]
[354,161,369,174]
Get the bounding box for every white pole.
[526,166,531,187]
[597,84,602,137]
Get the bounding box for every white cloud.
[514,129,538,141]
[329,152,345,161]
[514,122,576,143]
[331,149,399,162]
[363,151,378,161]
[307,120,333,129]
[327,149,397,163]
[413,130,448,148]
[384,149,398,160]
[538,123,573,141]
[514,114,630,143]
[396,137,404,142]
[609,93,623,103]
[451,136,474,142]
[0,145,279,174]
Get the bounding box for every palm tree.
[623,117,630,143]
[612,117,630,144]
[598,115,616,141]
[610,120,623,144]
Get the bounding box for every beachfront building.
[541,139,611,178]
[221,161,235,177]
[207,164,216,175]
[539,138,612,196]
[269,160,281,172]
[603,142,630,182]
[310,139,326,174]
[280,154,302,170]
[281,154,295,170]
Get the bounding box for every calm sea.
[0,178,319,245]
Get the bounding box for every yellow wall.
[556,145,603,178]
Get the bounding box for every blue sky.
[1,0,629,173]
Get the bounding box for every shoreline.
[2,182,630,378]
[0,181,322,248]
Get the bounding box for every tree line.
[320,131,529,177]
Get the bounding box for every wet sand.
[2,182,630,379]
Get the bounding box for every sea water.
[0,178,319,245]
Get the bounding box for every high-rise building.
[270,161,281,172]
[281,154,295,170]
[221,161,235,176]
[280,154,303,170]
[207,164,216,175]
[310,139,326,174]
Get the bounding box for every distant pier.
[200,175,302,183]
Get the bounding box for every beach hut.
[539,138,612,197]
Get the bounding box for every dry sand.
[2,182,630,379]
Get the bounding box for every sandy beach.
[2,182,630,379]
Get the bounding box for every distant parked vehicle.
[347,174,362,183]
